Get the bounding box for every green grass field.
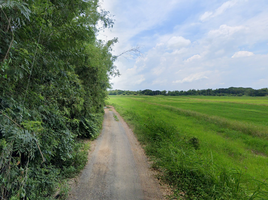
[107,95,268,199]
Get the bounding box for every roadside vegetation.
[0,0,117,199]
[108,95,268,199]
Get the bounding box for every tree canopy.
[0,0,118,198]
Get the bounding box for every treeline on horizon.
[109,87,268,96]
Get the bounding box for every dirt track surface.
[68,107,163,200]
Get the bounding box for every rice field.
[107,95,268,199]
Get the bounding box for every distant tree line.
[109,87,268,97]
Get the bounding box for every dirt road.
[68,107,163,200]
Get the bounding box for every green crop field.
[107,95,268,199]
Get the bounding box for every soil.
[67,107,167,200]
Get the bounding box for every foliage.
[0,0,117,199]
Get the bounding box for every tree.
[0,0,118,198]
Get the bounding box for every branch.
[1,8,14,61]
[0,111,45,163]
[36,140,45,163]
[0,111,22,129]
[116,46,142,58]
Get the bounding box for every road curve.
[68,107,163,200]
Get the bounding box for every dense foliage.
[0,0,118,199]
[109,87,268,96]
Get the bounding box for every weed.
[113,113,119,121]
[188,137,200,150]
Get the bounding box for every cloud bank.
[99,0,268,90]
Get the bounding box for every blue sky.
[98,0,268,91]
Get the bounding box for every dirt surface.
[68,107,164,200]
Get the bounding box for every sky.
[97,0,268,91]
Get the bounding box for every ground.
[67,107,167,200]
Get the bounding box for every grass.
[113,113,119,121]
[107,95,268,199]
[131,96,268,125]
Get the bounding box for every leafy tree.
[0,0,118,198]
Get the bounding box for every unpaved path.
[68,107,164,200]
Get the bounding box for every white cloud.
[134,75,145,85]
[214,0,237,16]
[209,24,246,37]
[200,0,245,21]
[167,36,191,49]
[171,48,187,55]
[173,72,210,84]
[186,54,201,62]
[200,12,213,21]
[232,51,254,58]
[98,0,185,55]
[215,49,225,55]
[152,79,167,85]
[152,66,166,76]
[156,43,164,47]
